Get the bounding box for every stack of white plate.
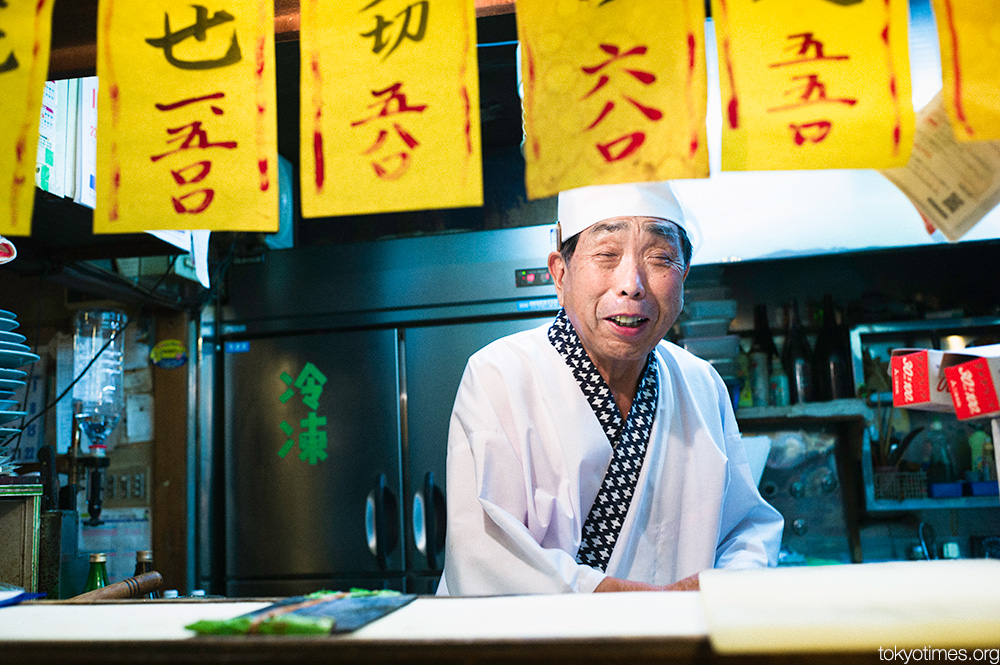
[0,308,40,476]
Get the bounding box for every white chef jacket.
[438,323,783,596]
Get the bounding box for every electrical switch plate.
[102,464,150,508]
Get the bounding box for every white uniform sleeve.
[712,375,784,569]
[440,358,607,595]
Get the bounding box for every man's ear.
[548,251,566,306]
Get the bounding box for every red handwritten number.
[352,82,427,180]
[153,92,237,214]
[580,43,661,163]
[788,121,832,145]
[769,32,849,68]
[768,73,857,113]
[767,33,856,146]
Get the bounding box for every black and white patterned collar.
[547,308,657,446]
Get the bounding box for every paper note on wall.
[35,81,62,196]
[76,76,98,209]
[516,0,708,201]
[880,92,1000,242]
[94,0,278,233]
[0,0,56,236]
[300,0,482,217]
[712,0,914,171]
[931,0,1000,141]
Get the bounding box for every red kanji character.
[767,74,857,113]
[351,82,428,127]
[155,92,226,114]
[150,121,238,162]
[581,44,656,96]
[371,152,412,180]
[170,160,212,185]
[151,93,236,162]
[171,189,214,214]
[363,124,419,179]
[363,123,420,154]
[580,43,661,164]
[580,43,661,131]
[789,121,833,145]
[596,132,645,162]
[770,32,849,68]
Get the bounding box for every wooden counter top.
[3,560,999,665]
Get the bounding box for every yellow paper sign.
[713,0,914,171]
[932,0,1000,141]
[300,0,482,217]
[94,0,278,233]
[0,0,55,237]
[517,0,708,201]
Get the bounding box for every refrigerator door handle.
[412,471,446,570]
[365,473,399,571]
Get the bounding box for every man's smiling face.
[548,216,689,382]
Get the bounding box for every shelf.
[737,398,873,424]
[861,495,1000,511]
[860,435,1000,512]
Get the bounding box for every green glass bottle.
[84,553,109,592]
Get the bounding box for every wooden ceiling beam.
[48,0,516,79]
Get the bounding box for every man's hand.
[663,572,700,591]
[594,572,700,592]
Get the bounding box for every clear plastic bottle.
[72,309,126,454]
[926,419,957,484]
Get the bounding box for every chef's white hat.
[557,180,686,244]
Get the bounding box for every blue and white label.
[516,298,559,312]
[224,341,251,354]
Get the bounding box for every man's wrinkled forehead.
[586,217,684,242]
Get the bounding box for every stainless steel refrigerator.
[216,225,558,596]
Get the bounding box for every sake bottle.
[812,294,852,401]
[748,304,779,407]
[84,553,109,592]
[133,550,161,599]
[781,300,813,404]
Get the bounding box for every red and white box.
[943,345,1000,421]
[889,349,954,412]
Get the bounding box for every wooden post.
[151,311,190,594]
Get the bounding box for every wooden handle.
[69,571,163,602]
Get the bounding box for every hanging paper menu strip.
[299,0,482,218]
[880,92,1000,242]
[712,0,914,171]
[516,0,708,201]
[93,0,278,233]
[931,0,1000,141]
[0,0,56,237]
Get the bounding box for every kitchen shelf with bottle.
[860,435,999,512]
[846,315,1000,512]
[735,398,1000,512]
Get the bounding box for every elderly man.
[438,181,783,595]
